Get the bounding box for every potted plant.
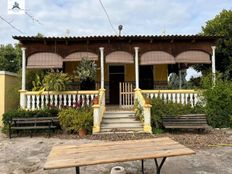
[74,108,93,138]
[74,58,97,90]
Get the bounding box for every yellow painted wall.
[125,64,135,81]
[0,71,19,127]
[154,64,168,81]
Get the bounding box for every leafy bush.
[43,69,71,91]
[134,99,144,122]
[201,74,232,128]
[2,108,59,132]
[74,58,97,90]
[58,107,93,134]
[151,97,204,129]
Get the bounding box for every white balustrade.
[141,90,201,106]
[23,91,98,110]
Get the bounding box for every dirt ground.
[0,129,232,174]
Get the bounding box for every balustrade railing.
[22,90,98,110]
[142,90,201,107]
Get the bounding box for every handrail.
[92,88,105,133]
[22,90,98,95]
[142,89,199,94]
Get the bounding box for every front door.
[139,65,154,89]
[109,65,125,104]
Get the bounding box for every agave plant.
[43,69,71,91]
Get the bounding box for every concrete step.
[102,118,140,123]
[104,114,135,119]
[100,127,144,133]
[105,111,135,114]
[101,123,143,128]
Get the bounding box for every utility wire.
[0,15,24,34]
[98,0,117,35]
[25,11,43,25]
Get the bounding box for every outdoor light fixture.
[118,25,123,36]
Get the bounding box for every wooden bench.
[163,114,209,131]
[44,137,195,174]
[8,117,59,138]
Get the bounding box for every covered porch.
[14,35,217,133]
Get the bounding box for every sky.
[0,0,231,79]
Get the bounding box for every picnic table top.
[44,137,195,170]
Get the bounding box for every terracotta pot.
[79,128,87,138]
[93,96,99,105]
[145,98,151,104]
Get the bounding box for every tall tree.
[0,44,21,73]
[195,10,232,79]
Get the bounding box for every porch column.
[20,47,26,109]
[99,47,104,89]
[134,47,139,89]
[211,46,216,85]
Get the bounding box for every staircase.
[100,110,144,133]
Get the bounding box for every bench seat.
[8,117,59,138]
[163,114,209,130]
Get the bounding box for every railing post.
[19,90,27,109]
[143,104,152,133]
[93,104,100,133]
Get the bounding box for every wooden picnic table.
[44,137,195,174]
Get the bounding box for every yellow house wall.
[64,62,168,86]
[154,64,168,81]
[0,71,19,127]
[125,64,135,81]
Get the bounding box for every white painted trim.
[0,71,18,77]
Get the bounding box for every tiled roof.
[13,34,219,42]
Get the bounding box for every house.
[13,35,217,133]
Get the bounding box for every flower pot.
[79,128,87,138]
[93,96,99,105]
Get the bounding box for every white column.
[134,47,139,89]
[21,47,26,90]
[20,47,26,109]
[100,47,104,89]
[211,46,216,85]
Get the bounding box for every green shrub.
[151,97,204,129]
[58,107,93,134]
[201,74,232,128]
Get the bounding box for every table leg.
[141,159,144,174]
[154,157,167,174]
[76,167,80,174]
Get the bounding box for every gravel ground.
[0,129,232,174]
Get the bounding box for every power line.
[25,11,43,25]
[0,15,24,34]
[98,0,117,35]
